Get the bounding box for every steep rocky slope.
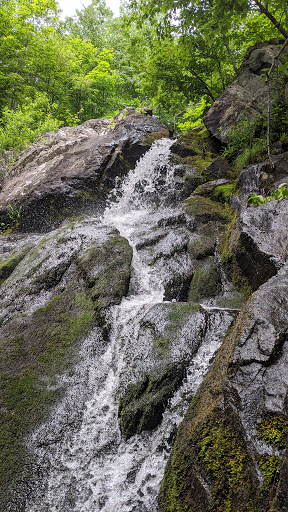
[1,41,288,512]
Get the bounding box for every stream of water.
[27,139,235,511]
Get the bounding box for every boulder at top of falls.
[0,108,169,232]
[203,39,288,143]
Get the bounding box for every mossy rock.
[0,284,95,509]
[142,129,170,146]
[212,182,237,203]
[119,364,186,439]
[159,315,261,512]
[219,215,274,295]
[184,195,233,223]
[118,303,202,439]
[188,234,216,260]
[76,235,133,309]
[171,126,221,158]
[189,258,222,302]
[193,179,229,198]
[0,242,34,285]
[0,222,133,509]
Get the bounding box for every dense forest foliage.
[0,0,287,159]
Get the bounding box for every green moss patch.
[198,416,251,511]
[258,455,281,491]
[143,129,170,146]
[184,196,232,223]
[0,243,34,285]
[212,183,236,204]
[258,414,288,449]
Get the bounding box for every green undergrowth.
[247,183,288,206]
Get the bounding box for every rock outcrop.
[0,108,168,232]
[159,42,288,512]
[204,39,288,143]
[160,265,288,512]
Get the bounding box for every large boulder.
[220,152,288,293]
[0,108,169,232]
[204,39,288,143]
[0,219,132,510]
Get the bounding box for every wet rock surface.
[0,219,132,511]
[0,108,168,232]
[160,265,288,512]
[119,303,236,439]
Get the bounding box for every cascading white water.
[27,139,235,512]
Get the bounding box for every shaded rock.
[193,178,229,197]
[204,39,288,142]
[188,257,222,302]
[160,265,288,511]
[221,199,288,292]
[184,195,232,224]
[203,156,232,181]
[0,108,169,232]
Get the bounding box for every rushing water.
[27,139,235,511]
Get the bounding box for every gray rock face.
[204,39,288,142]
[223,153,288,292]
[238,152,288,198]
[0,218,132,510]
[0,108,168,232]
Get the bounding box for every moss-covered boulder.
[0,218,132,510]
[188,257,222,302]
[184,195,232,224]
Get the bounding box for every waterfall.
[26,139,236,512]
